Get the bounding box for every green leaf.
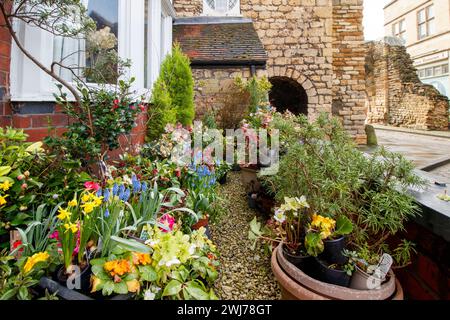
[185,281,210,300]
[0,288,18,300]
[334,216,353,236]
[18,286,30,300]
[0,166,12,177]
[102,281,115,296]
[114,281,128,295]
[162,280,182,297]
[0,176,14,184]
[110,236,151,254]
[139,265,157,282]
[305,233,324,257]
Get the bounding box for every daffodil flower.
[0,180,13,192]
[57,207,71,220]
[0,195,8,206]
[64,222,79,234]
[68,199,77,207]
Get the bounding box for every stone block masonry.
[174,0,368,144]
[366,40,449,131]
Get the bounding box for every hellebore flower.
[84,181,100,192]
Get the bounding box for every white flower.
[159,258,181,267]
[274,209,286,223]
[144,290,156,300]
[188,244,196,255]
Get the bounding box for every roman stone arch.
[267,66,319,117]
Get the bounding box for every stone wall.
[192,66,267,119]
[332,0,367,145]
[366,40,449,131]
[174,0,368,144]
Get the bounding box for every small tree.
[158,43,195,126]
[147,77,176,141]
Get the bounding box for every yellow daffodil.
[64,222,79,234]
[0,180,13,192]
[81,194,91,203]
[0,195,8,206]
[81,202,95,214]
[23,252,49,273]
[92,196,103,207]
[57,207,71,220]
[68,199,78,207]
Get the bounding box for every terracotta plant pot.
[271,245,403,300]
[321,236,347,265]
[350,266,386,290]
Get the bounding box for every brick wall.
[0,12,11,128]
[392,221,449,300]
[332,0,367,145]
[366,40,449,131]
[174,0,368,144]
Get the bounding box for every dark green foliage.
[147,43,195,140]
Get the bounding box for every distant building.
[384,0,450,99]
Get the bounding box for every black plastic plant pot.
[218,172,227,185]
[315,258,351,287]
[231,164,242,172]
[56,264,92,294]
[39,277,133,300]
[321,236,347,265]
[282,245,315,277]
[247,193,258,209]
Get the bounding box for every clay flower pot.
[271,244,403,300]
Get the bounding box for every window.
[203,0,240,16]
[10,0,175,101]
[417,5,435,40]
[392,19,406,41]
[417,63,449,79]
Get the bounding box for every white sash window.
[203,0,240,16]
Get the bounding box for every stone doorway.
[269,77,308,115]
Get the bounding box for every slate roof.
[173,18,268,66]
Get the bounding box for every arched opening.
[269,77,308,115]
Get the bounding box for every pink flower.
[130,105,136,111]
[84,181,100,192]
[158,214,175,233]
[49,231,59,240]
[139,104,145,112]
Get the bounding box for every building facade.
[384,0,450,99]
[173,0,368,144]
[1,0,175,144]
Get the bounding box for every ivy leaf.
[162,280,182,297]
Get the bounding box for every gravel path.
[210,172,281,300]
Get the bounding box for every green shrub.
[262,113,425,266]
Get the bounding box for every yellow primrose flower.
[23,252,49,273]
[0,180,13,192]
[0,195,8,206]
[64,222,79,234]
[68,199,78,207]
[57,207,71,220]
[81,202,95,214]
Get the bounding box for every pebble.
[210,172,281,300]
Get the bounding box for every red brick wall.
[0,16,12,128]
[392,221,449,300]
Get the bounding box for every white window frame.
[10,0,175,102]
[202,0,241,17]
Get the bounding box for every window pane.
[399,20,405,32]
[442,64,449,74]
[428,19,435,35]
[418,9,426,23]
[418,69,425,78]
[85,0,119,84]
[425,68,433,77]
[434,66,442,76]
[418,24,427,38]
[427,5,434,19]
[216,0,228,12]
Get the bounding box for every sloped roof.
[173,18,268,66]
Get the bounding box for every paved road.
[365,129,450,181]
[374,129,450,168]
